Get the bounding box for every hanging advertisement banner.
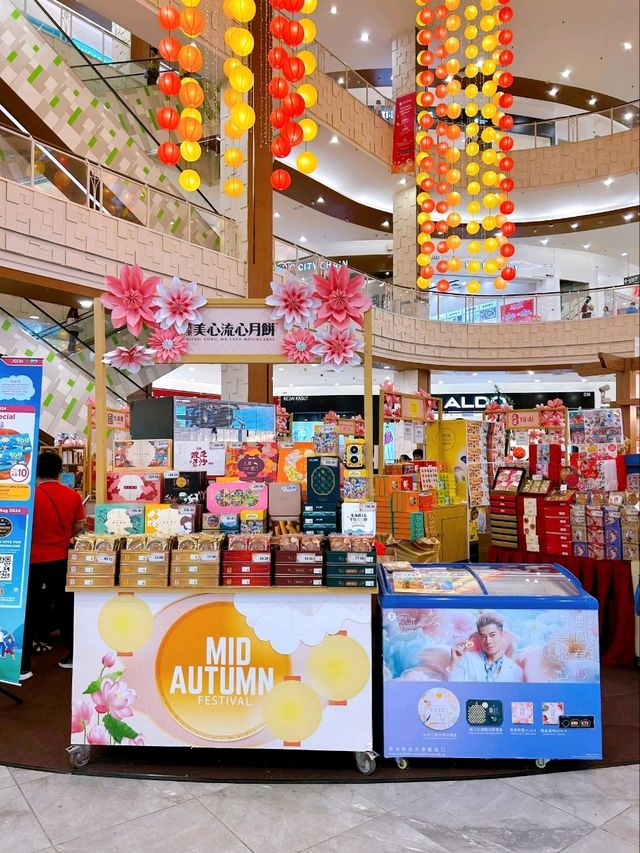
[0,357,43,685]
[185,307,285,358]
[391,93,416,173]
[71,591,373,750]
[500,298,535,324]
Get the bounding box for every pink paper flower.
[91,678,137,720]
[379,379,395,393]
[311,325,364,369]
[148,327,188,363]
[103,345,156,374]
[101,264,160,337]
[266,276,318,329]
[282,328,316,364]
[417,388,430,399]
[101,651,117,668]
[87,724,110,745]
[324,410,339,424]
[312,266,372,330]
[354,415,365,436]
[71,699,93,734]
[152,277,207,334]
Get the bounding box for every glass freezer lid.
[472,565,580,597]
[388,566,483,595]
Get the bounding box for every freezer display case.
[379,562,602,762]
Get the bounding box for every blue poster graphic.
[0,357,43,685]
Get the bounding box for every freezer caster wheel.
[355,751,377,776]
[395,758,410,770]
[535,759,549,770]
[68,745,91,769]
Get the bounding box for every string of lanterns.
[156,1,206,193]
[414,0,516,295]
[221,0,257,198]
[268,0,319,192]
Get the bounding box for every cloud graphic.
[233,596,370,655]
[0,375,36,402]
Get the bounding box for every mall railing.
[0,123,235,256]
[510,101,640,149]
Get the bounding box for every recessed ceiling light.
[588,96,597,106]
[623,41,632,50]
[472,372,478,376]
[534,379,541,383]
[581,378,588,383]
[560,68,571,78]
[540,238,549,245]
[277,367,284,372]
[315,196,325,204]
[360,32,370,42]
[548,86,559,97]
[621,252,628,256]
[623,212,634,221]
[299,235,307,243]
[383,365,391,369]
[273,211,280,218]
[624,112,633,121]
[603,177,613,186]
[527,370,535,375]
[382,220,390,228]
[583,243,591,249]
[399,177,407,185]
[79,299,92,308]
[337,77,344,85]
[330,135,339,144]
[330,4,337,13]
[570,222,579,229]
[29,315,39,320]
[187,366,196,372]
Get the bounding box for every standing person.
[65,306,81,354]
[602,305,610,318]
[625,301,638,314]
[145,47,160,86]
[580,294,593,319]
[412,448,424,461]
[20,452,85,681]
[373,99,383,116]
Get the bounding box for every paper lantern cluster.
[156,2,206,193]
[221,0,258,198]
[414,0,516,294]
[267,0,319,192]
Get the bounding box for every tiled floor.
[0,763,637,853]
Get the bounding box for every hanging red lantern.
[434,83,448,99]
[436,259,448,273]
[419,8,434,25]
[282,92,305,117]
[435,25,448,39]
[268,46,288,69]
[158,72,181,96]
[158,36,181,62]
[422,241,435,253]
[270,107,288,129]
[500,243,515,257]
[499,92,514,109]
[436,239,448,252]
[421,175,435,191]
[436,279,450,292]
[270,0,286,7]
[158,5,180,30]
[500,177,515,192]
[499,29,513,45]
[435,201,448,214]
[158,141,181,165]
[499,155,514,171]
[282,19,304,46]
[269,15,288,39]
[499,135,514,151]
[282,0,304,10]
[271,169,292,191]
[436,44,447,59]
[498,49,514,65]
[419,113,434,129]
[502,267,516,281]
[283,56,305,82]
[282,120,304,146]
[422,221,436,234]
[436,219,449,233]
[271,135,292,158]
[157,106,180,130]
[420,266,434,279]
[417,30,432,46]
[435,4,447,19]
[502,221,516,237]
[417,91,434,108]
[498,71,514,88]
[269,77,290,99]
[500,199,515,215]
[498,6,513,22]
[499,114,514,131]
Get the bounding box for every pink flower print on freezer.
[91,678,137,720]
[71,700,93,734]
[87,724,110,745]
[122,735,145,746]
[101,651,117,668]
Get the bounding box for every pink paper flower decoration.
[91,678,137,720]
[266,276,318,329]
[312,325,364,369]
[71,700,93,734]
[379,379,395,393]
[312,266,372,330]
[148,328,188,363]
[87,724,110,745]
[101,264,160,337]
[282,328,316,363]
[152,277,207,334]
[103,345,156,374]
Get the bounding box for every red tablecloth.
[487,546,635,667]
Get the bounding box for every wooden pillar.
[418,368,431,393]
[130,35,150,62]
[363,310,374,493]
[247,7,274,403]
[93,299,108,503]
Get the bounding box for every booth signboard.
[401,397,425,420]
[506,410,541,429]
[71,591,373,751]
[90,407,129,431]
[0,357,43,685]
[185,307,285,357]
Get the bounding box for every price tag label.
[297,553,321,563]
[251,553,270,563]
[347,553,374,565]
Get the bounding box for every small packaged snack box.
[307,456,340,505]
[107,471,163,503]
[206,481,268,514]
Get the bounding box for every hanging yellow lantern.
[468,239,482,253]
[181,107,202,123]
[229,65,254,93]
[297,150,318,174]
[466,141,480,157]
[464,24,478,39]
[482,170,498,186]
[445,147,461,163]
[182,0,201,6]
[297,83,318,108]
[228,0,256,23]
[180,140,202,162]
[224,119,244,139]
[302,0,318,11]
[464,4,478,20]
[448,256,462,272]
[223,87,243,109]
[224,147,244,168]
[299,118,318,141]
[225,26,254,56]
[467,180,481,195]
[299,18,317,44]
[230,102,256,130]
[417,252,431,266]
[466,221,481,235]
[484,236,499,252]
[297,49,317,75]
[494,277,508,290]
[481,148,498,165]
[483,215,499,232]
[465,102,479,117]
[417,276,430,290]
[467,259,482,273]
[223,57,241,77]
[179,168,201,192]
[224,177,244,197]
[483,193,500,209]
[482,80,498,97]
[465,63,480,77]
[465,45,479,60]
[480,14,496,31]
[467,280,481,294]
[447,234,461,250]
[468,200,482,215]
[466,161,480,176]
[484,258,499,275]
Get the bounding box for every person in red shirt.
[20,451,85,680]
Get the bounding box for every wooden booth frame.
[377,390,443,473]
[92,298,374,503]
[482,406,571,464]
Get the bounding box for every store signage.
[71,591,372,750]
[623,274,639,286]
[391,92,416,173]
[500,298,535,324]
[0,357,43,685]
[186,307,285,357]
[434,392,594,414]
[505,410,541,429]
[401,396,425,419]
[90,407,130,431]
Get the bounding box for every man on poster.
[447,612,524,683]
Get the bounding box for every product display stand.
[377,390,443,472]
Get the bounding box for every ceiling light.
[472,372,478,376]
[277,367,284,372]
[571,222,579,229]
[382,220,390,228]
[581,378,588,383]
[316,196,324,203]
[603,177,613,186]
[273,211,280,218]
[79,299,92,308]
[621,252,628,257]
[383,365,391,369]
[360,32,370,42]
[583,243,591,249]
[540,238,549,245]
[527,370,535,375]
[623,212,635,221]
[560,68,571,78]
[330,4,337,13]
[588,96,597,106]
[548,86,559,97]
[330,135,339,144]
[299,235,307,243]
[624,112,633,121]
[29,315,39,320]
[534,379,541,383]
[398,177,407,185]
[623,41,632,50]
[337,77,344,85]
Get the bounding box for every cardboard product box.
[325,551,376,566]
[170,575,221,588]
[171,550,220,564]
[374,475,401,496]
[622,524,640,545]
[325,577,377,588]
[66,562,117,577]
[603,508,622,528]
[622,543,639,561]
[302,522,338,533]
[570,505,587,525]
[94,504,145,536]
[302,507,338,521]
[202,513,221,530]
[119,575,169,588]
[221,563,271,578]
[605,543,622,561]
[145,504,201,535]
[571,525,588,543]
[120,551,170,567]
[573,542,589,557]
[113,440,172,469]
[66,575,117,588]
[268,483,301,516]
[588,543,605,561]
[274,551,323,565]
[107,471,163,503]
[220,514,240,533]
[68,551,118,566]
[307,456,341,505]
[274,576,324,587]
[240,519,269,534]
[240,509,267,521]
[270,517,301,536]
[163,471,207,504]
[341,503,376,535]
[621,506,639,525]
[222,576,272,587]
[587,526,605,545]
[223,551,271,565]
[400,475,415,491]
[586,507,604,525]
[546,531,572,547]
[391,491,420,512]
[273,563,324,576]
[545,517,572,535]
[324,564,376,577]
[170,563,220,576]
[419,494,435,512]
[206,481,268,514]
[119,563,170,577]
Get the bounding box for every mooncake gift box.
[273,576,324,587]
[268,482,302,516]
[226,442,279,483]
[572,542,589,557]
[113,440,172,469]
[163,471,206,504]
[107,471,163,503]
[145,504,200,535]
[94,504,145,535]
[206,481,268,514]
[307,456,341,505]
[276,442,315,491]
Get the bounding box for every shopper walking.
[580,295,593,319]
[20,452,85,681]
[145,47,160,86]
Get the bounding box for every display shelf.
[67,585,378,595]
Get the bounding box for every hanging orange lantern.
[177,115,203,141]
[158,36,181,62]
[180,8,205,37]
[179,80,205,108]
[178,44,203,73]
[158,5,180,29]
